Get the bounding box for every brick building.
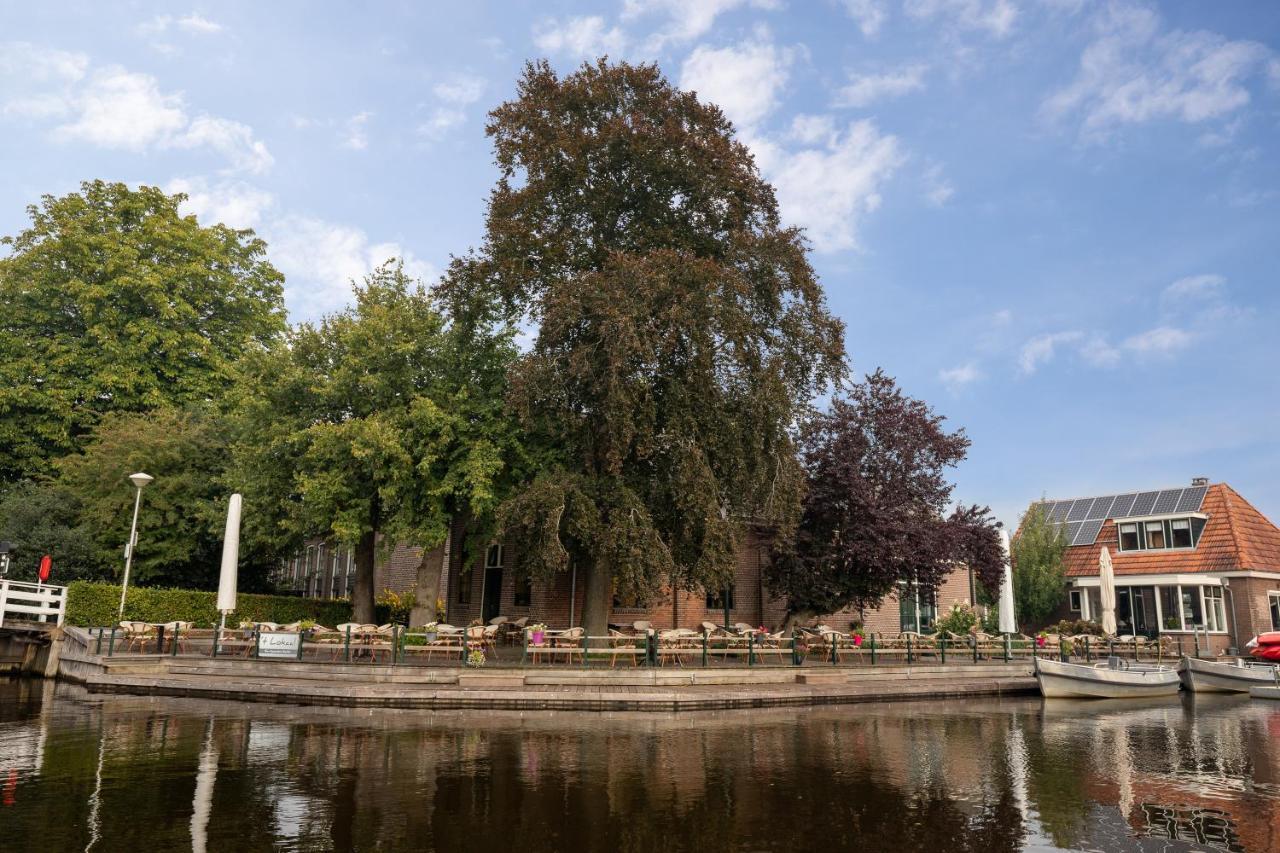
[279,521,982,633]
[1027,479,1280,654]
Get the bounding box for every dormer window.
[1117,516,1204,552]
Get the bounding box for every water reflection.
[1,680,1279,852]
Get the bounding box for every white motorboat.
[1179,655,1279,693]
[1034,656,1181,699]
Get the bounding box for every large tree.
[52,405,273,589]
[443,60,846,636]
[767,370,1005,626]
[1010,501,1069,629]
[0,481,111,584]
[0,180,285,483]
[229,263,521,622]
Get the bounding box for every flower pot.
[424,631,437,643]
[530,630,545,646]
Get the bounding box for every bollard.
[107,627,117,657]
[748,632,756,667]
[1084,636,1090,662]
[973,634,979,664]
[521,628,528,665]
[252,629,259,659]
[940,634,947,665]
[792,629,801,667]
[702,632,708,668]
[172,625,180,657]
[461,631,468,665]
[391,626,399,666]
[830,634,837,666]
[1004,634,1011,663]
[1059,638,1066,662]
[298,630,306,662]
[95,627,104,656]
[870,634,877,666]
[344,625,352,663]
[906,634,914,665]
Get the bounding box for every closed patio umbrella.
[1099,546,1117,636]
[998,528,1017,635]
[216,494,242,644]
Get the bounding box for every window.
[1159,586,1182,631]
[1119,523,1140,551]
[485,544,504,569]
[514,567,532,608]
[1145,521,1166,550]
[1069,590,1082,612]
[1170,519,1193,549]
[706,586,735,611]
[1204,586,1226,633]
[1181,586,1203,629]
[1270,593,1280,631]
[899,589,937,633]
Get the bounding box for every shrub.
[375,588,416,625]
[65,581,351,628]
[935,602,978,636]
[1049,618,1103,637]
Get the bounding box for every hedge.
[65,581,352,628]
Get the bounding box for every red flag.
[38,555,51,583]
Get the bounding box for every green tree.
[53,406,268,589]
[444,60,846,635]
[0,481,111,583]
[0,180,286,483]
[1010,501,1069,629]
[229,263,522,622]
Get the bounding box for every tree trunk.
[579,557,610,637]
[408,539,446,627]
[781,608,816,632]
[352,527,377,623]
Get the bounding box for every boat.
[1245,632,1280,663]
[1179,655,1279,693]
[1034,656,1181,699]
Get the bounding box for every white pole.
[117,485,144,622]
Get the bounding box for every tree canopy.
[766,370,1004,624]
[0,481,110,584]
[229,262,522,621]
[0,180,285,483]
[1010,501,1069,629]
[444,59,846,635]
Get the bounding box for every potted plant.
[528,623,548,646]
[420,622,438,643]
[466,647,486,668]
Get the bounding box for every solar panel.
[1050,501,1071,522]
[1088,495,1116,520]
[1064,521,1084,543]
[1073,518,1105,546]
[1152,488,1183,514]
[1131,491,1159,516]
[1176,485,1207,512]
[1111,493,1137,517]
[1067,499,1092,521]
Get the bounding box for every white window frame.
[1069,589,1082,613]
[1269,591,1280,632]
[1203,586,1226,633]
[485,544,505,569]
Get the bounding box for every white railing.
[0,579,67,627]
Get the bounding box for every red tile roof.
[1051,484,1280,577]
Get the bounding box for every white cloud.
[753,119,905,252]
[4,47,272,173]
[136,13,226,54]
[903,0,1018,39]
[433,73,486,105]
[168,176,275,230]
[169,114,274,173]
[1122,325,1193,356]
[834,64,928,108]
[992,308,1012,325]
[268,215,436,318]
[55,67,187,149]
[342,112,371,150]
[788,114,837,145]
[923,163,955,206]
[841,0,889,38]
[1079,334,1120,367]
[680,37,795,130]
[1018,331,1082,375]
[1162,273,1226,304]
[1043,4,1275,139]
[623,0,781,48]
[416,109,466,141]
[939,361,982,390]
[533,16,627,58]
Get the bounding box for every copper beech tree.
[443,60,846,636]
[767,370,1005,628]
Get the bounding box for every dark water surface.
[2,679,1279,852]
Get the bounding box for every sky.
[2,1,1279,529]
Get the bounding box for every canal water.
[2,680,1278,852]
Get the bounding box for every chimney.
[1191,476,1209,487]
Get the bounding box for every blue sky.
[3,1,1279,528]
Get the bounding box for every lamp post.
[117,472,154,621]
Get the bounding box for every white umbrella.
[1099,546,1117,636]
[998,528,1017,635]
[216,494,242,642]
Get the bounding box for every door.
[482,567,503,623]
[1131,587,1157,638]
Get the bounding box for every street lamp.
[117,472,154,621]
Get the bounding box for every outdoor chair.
[502,617,528,645]
[257,622,282,632]
[632,620,652,634]
[162,620,193,653]
[488,615,508,627]
[120,621,155,653]
[606,629,642,667]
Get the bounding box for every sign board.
[257,631,301,659]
